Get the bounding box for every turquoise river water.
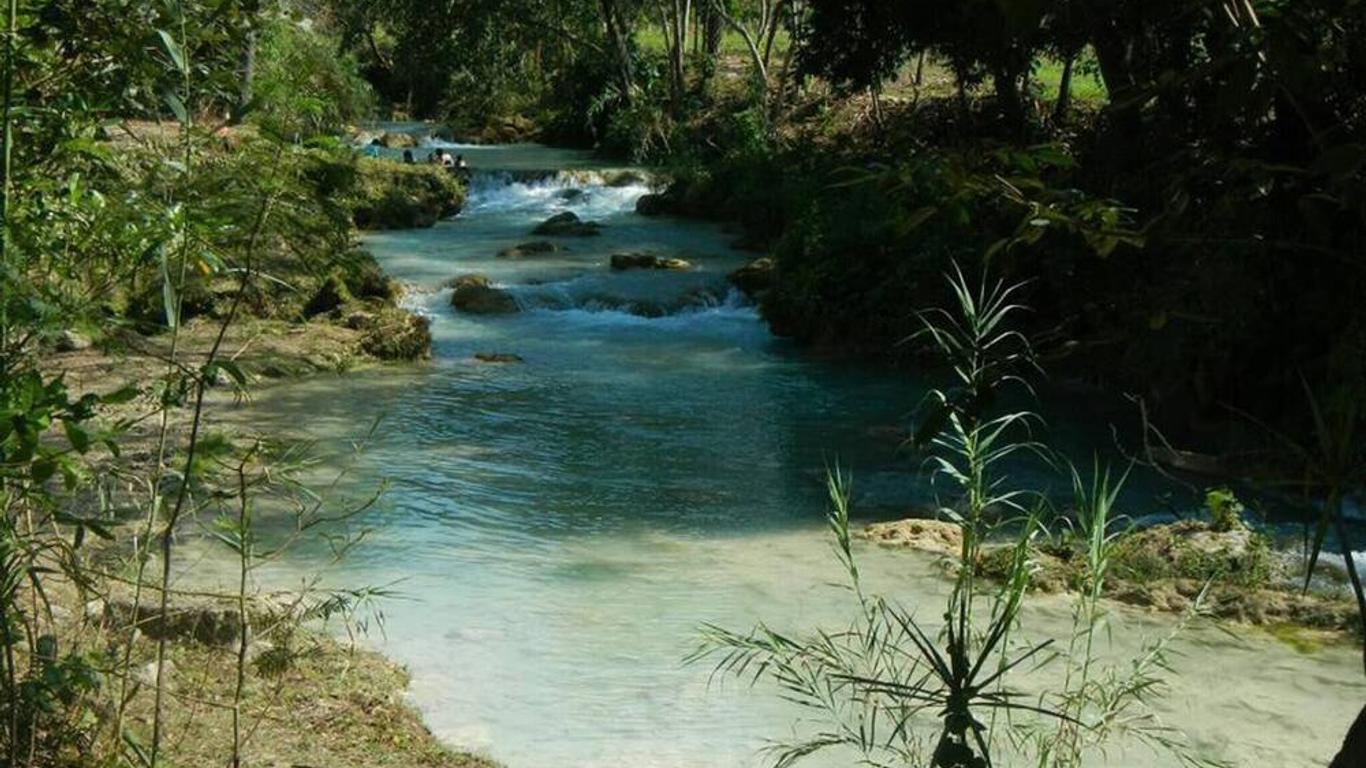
[191,140,1362,768]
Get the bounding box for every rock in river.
[727,257,775,296]
[863,518,963,558]
[449,274,519,315]
[474,352,524,364]
[610,252,692,271]
[533,211,601,237]
[635,193,668,216]
[374,131,418,149]
[498,241,560,259]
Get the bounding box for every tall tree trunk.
[993,63,1025,132]
[232,25,258,125]
[599,0,636,102]
[710,0,778,102]
[703,2,722,56]
[1088,25,1143,142]
[1053,54,1075,124]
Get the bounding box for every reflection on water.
[198,143,1362,767]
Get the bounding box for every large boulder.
[863,518,963,558]
[635,193,669,216]
[497,241,559,259]
[449,274,519,315]
[610,252,692,271]
[348,160,465,230]
[533,211,601,237]
[727,257,775,296]
[375,131,418,149]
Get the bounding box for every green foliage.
[1205,488,1246,533]
[251,14,376,138]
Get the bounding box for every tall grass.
[694,262,1216,768]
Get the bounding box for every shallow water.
[201,143,1362,767]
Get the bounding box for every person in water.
[455,154,468,171]
[402,149,415,164]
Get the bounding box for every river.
[199,140,1362,768]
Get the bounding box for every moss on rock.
[349,159,466,230]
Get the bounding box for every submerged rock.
[497,241,560,259]
[533,211,601,237]
[474,352,524,364]
[610,252,692,271]
[449,274,519,315]
[728,257,775,296]
[864,518,963,558]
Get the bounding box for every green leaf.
[102,385,140,405]
[31,458,57,484]
[162,90,189,125]
[156,29,188,74]
[63,421,90,453]
[159,246,178,329]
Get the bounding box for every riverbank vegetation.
[0,2,478,765]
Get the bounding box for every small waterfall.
[464,169,655,218]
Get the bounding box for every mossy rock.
[448,274,519,315]
[303,273,354,318]
[728,257,776,296]
[343,252,403,303]
[357,308,432,361]
[349,159,465,231]
[1108,520,1273,587]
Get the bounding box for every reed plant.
[695,262,1216,768]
